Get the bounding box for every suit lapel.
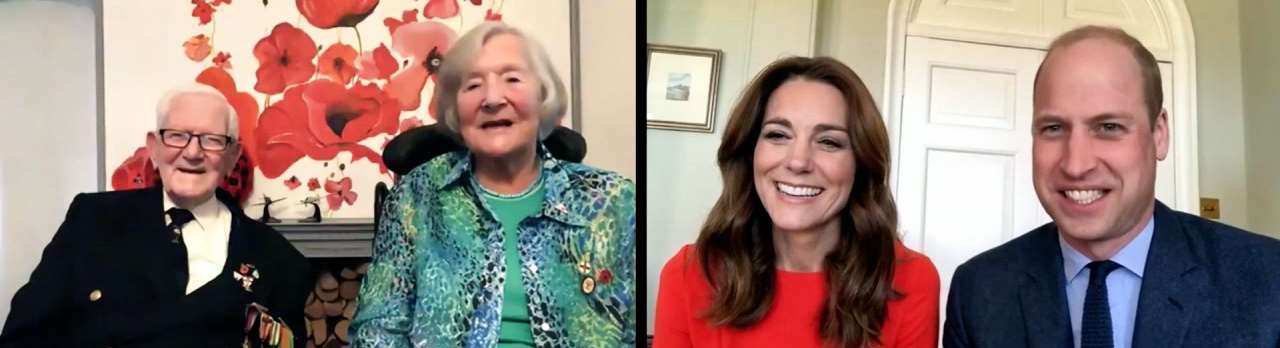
[129,187,191,298]
[1018,226,1073,348]
[1132,201,1206,347]
[221,190,272,299]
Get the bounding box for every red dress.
[654,242,940,348]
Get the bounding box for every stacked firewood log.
[303,262,369,348]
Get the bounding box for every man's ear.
[1153,109,1170,161]
[145,131,160,163]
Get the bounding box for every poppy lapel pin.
[233,263,260,292]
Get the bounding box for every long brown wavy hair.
[694,56,899,347]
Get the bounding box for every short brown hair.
[1034,25,1163,126]
[695,56,899,348]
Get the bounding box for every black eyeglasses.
[157,129,235,151]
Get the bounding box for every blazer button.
[88,289,102,302]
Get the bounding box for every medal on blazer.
[233,263,260,292]
[243,303,295,348]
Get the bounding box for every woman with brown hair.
[653,56,940,348]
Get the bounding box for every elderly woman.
[350,22,636,347]
[653,57,939,348]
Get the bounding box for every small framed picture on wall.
[646,44,722,133]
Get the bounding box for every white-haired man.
[0,84,311,347]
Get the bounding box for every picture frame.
[646,44,721,133]
[96,0,581,223]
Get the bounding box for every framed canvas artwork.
[101,0,579,221]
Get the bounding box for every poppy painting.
[102,0,577,220]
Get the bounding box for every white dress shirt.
[163,192,232,295]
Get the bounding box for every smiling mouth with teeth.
[1063,189,1106,205]
[777,182,823,197]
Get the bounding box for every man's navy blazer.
[0,187,311,347]
[944,200,1280,347]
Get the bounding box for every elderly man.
[943,26,1280,348]
[0,84,311,347]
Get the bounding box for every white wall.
[1240,0,1280,237]
[0,0,100,326]
[580,1,637,179]
[645,0,817,334]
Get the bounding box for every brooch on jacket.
[233,263,260,292]
[576,254,614,295]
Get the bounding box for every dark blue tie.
[1081,260,1121,348]
[166,208,195,290]
[166,208,195,244]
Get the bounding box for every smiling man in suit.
[0,84,311,347]
[943,25,1280,348]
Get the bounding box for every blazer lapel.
[131,186,191,298]
[220,190,272,299]
[1132,201,1206,347]
[1018,226,1073,348]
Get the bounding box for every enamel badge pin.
[233,263,260,292]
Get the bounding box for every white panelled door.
[896,36,1049,312]
[895,36,1178,316]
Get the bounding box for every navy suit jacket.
[0,187,312,347]
[943,201,1280,348]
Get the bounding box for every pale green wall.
[1186,0,1252,229]
[645,0,817,334]
[1240,0,1280,237]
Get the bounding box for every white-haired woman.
[351,22,636,347]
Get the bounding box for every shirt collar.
[436,143,589,227]
[1060,215,1155,280]
[162,190,223,230]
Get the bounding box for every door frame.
[881,0,1200,213]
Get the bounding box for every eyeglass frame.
[155,128,237,152]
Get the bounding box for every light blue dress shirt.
[1060,216,1154,348]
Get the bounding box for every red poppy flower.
[191,0,215,25]
[384,21,456,116]
[308,178,321,191]
[324,177,358,211]
[111,147,160,190]
[196,67,260,162]
[212,0,231,5]
[252,23,318,95]
[470,0,481,5]
[318,43,359,85]
[383,9,419,36]
[356,43,399,81]
[297,0,380,29]
[597,269,613,285]
[398,116,423,132]
[284,176,302,190]
[184,34,212,62]
[212,52,232,69]
[484,9,502,22]
[255,79,399,178]
[422,0,459,20]
[221,154,256,206]
[110,146,253,205]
